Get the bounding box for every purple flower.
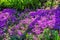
[0,13,9,21]
[36,9,47,16]
[53,7,60,30]
[2,8,16,15]
[0,29,4,36]
[29,11,37,17]
[24,8,57,35]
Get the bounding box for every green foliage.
[51,30,59,40]
[45,0,56,7]
[38,28,60,40]
[10,35,20,40]
[0,0,41,10]
[0,37,3,40]
[43,28,51,40]
[0,0,56,10]
[26,33,33,40]
[38,34,43,40]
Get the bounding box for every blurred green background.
[0,0,57,10]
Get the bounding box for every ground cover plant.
[0,0,60,40]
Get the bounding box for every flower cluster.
[0,8,19,36]
[0,7,60,40]
[19,9,56,35]
[30,9,56,34]
[53,7,60,30]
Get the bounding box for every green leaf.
[10,35,20,40]
[51,30,59,40]
[26,33,33,40]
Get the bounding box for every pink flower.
[17,30,22,36]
